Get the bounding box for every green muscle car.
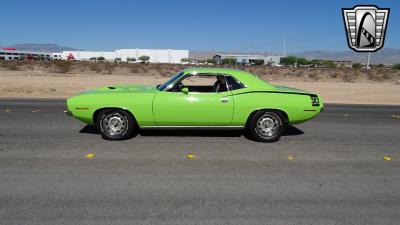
[66,68,323,142]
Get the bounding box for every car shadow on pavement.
[79,125,304,138]
[79,125,99,134]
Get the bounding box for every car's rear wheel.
[96,109,137,140]
[247,110,286,142]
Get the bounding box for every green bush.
[392,64,400,70]
[297,57,310,66]
[181,58,190,63]
[321,60,336,68]
[221,58,237,65]
[206,58,216,64]
[310,59,322,67]
[352,63,363,69]
[97,56,105,61]
[252,59,265,66]
[138,55,150,63]
[127,57,136,62]
[281,56,297,66]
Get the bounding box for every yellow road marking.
[85,153,95,159]
[383,156,392,161]
[186,154,196,159]
[287,155,295,160]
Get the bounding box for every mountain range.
[1,43,399,64]
[0,43,79,52]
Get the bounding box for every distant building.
[61,49,189,63]
[264,55,282,66]
[213,54,282,65]
[0,48,52,61]
[332,60,353,67]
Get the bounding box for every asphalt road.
[0,99,400,225]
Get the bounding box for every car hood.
[80,84,157,95]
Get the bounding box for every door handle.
[221,97,229,103]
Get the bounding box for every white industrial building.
[60,48,189,63]
[0,48,52,60]
[0,47,189,63]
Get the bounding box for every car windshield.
[157,71,184,91]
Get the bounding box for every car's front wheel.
[96,109,137,140]
[247,110,286,142]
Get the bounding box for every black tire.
[247,110,286,142]
[95,109,137,140]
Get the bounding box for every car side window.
[169,74,229,93]
[225,76,245,91]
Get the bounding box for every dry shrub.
[329,72,338,78]
[129,65,142,74]
[0,61,23,71]
[89,63,103,73]
[308,73,320,80]
[253,67,268,76]
[90,63,98,71]
[140,64,150,73]
[7,62,20,71]
[104,62,116,74]
[295,70,304,77]
[371,74,384,81]
[38,61,52,69]
[376,75,385,81]
[52,61,72,73]
[153,63,163,72]
[171,65,183,73]
[342,74,355,82]
[365,70,391,81]
[381,71,392,80]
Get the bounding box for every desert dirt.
[0,61,399,105]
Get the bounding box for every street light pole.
[366,52,371,69]
[283,34,286,57]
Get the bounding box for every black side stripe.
[231,91,318,98]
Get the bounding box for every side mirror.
[180,87,189,94]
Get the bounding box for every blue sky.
[0,0,398,52]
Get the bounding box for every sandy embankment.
[0,71,399,105]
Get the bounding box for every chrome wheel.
[255,113,280,138]
[102,113,128,136]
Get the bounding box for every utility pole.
[366,52,371,69]
[283,34,286,57]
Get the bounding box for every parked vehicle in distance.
[66,68,323,142]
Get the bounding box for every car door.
[152,74,234,126]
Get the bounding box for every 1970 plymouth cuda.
[66,68,323,142]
